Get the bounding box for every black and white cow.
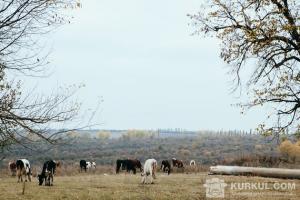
[16,159,31,182]
[161,160,171,175]
[38,160,58,186]
[80,160,96,172]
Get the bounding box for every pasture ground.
[0,173,299,200]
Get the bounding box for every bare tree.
[0,0,83,149]
[189,0,300,137]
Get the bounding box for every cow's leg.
[17,170,20,182]
[152,167,156,179]
[28,171,31,182]
[48,173,52,186]
[150,173,153,184]
[50,170,53,186]
[18,170,23,182]
[47,175,50,186]
[141,174,146,184]
[51,174,54,186]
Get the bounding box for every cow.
[116,159,142,174]
[172,158,184,168]
[80,160,96,172]
[116,159,126,173]
[16,159,31,182]
[190,160,196,166]
[8,161,17,176]
[190,160,197,173]
[161,160,171,175]
[80,160,87,172]
[86,161,96,170]
[38,160,58,186]
[128,159,142,174]
[141,159,157,184]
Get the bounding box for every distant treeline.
[1,130,293,169]
[63,129,260,140]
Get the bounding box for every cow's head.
[56,161,61,168]
[136,161,142,171]
[38,174,44,185]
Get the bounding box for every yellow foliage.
[66,131,80,138]
[97,131,111,140]
[279,140,300,159]
[122,130,156,139]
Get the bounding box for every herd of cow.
[7,158,197,185]
[8,159,60,186]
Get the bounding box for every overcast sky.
[23,0,266,131]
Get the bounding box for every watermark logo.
[204,178,227,198]
[203,178,297,198]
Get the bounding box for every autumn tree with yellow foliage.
[190,0,300,137]
[279,140,300,162]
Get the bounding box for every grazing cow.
[161,160,171,175]
[86,161,96,170]
[8,161,17,176]
[80,160,96,172]
[38,160,58,186]
[116,159,126,173]
[190,160,197,173]
[172,158,184,168]
[128,159,142,174]
[190,160,196,166]
[16,159,31,182]
[141,159,157,184]
[116,159,142,174]
[80,160,87,172]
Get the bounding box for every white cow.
[141,159,157,184]
[190,160,196,166]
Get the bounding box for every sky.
[23,0,266,131]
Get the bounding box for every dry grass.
[0,172,299,200]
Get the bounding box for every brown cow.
[8,161,17,176]
[172,158,184,168]
[116,159,142,174]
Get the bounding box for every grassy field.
[0,172,299,200]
